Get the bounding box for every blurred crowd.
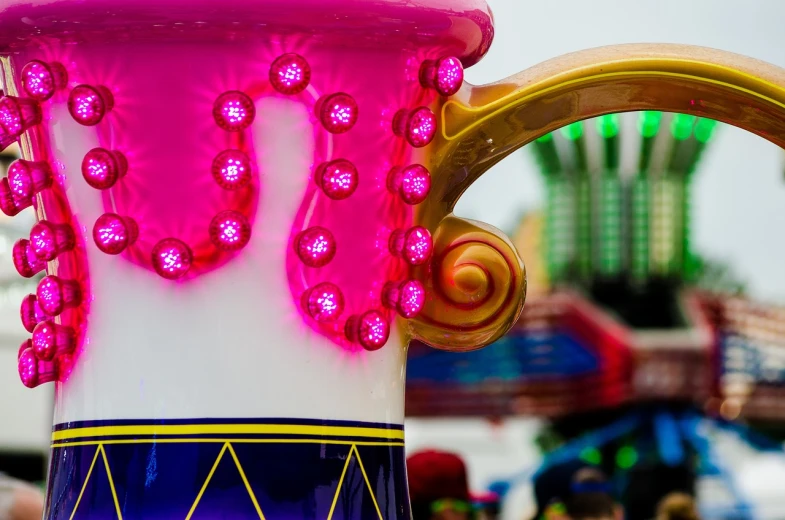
[408,450,700,520]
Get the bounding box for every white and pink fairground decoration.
[0,0,526,518]
[7,0,785,518]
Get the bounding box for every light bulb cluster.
[17,270,82,387]
[285,57,457,351]
[9,60,83,388]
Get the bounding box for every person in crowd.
[532,459,588,520]
[407,450,474,520]
[472,491,501,520]
[0,473,44,520]
[562,467,622,520]
[655,492,700,520]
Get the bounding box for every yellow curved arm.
[408,43,785,351]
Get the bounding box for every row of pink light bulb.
[285,54,464,351]
[3,52,465,383]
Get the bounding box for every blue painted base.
[44,418,410,519]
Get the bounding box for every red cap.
[407,450,470,505]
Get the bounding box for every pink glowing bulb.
[211,149,251,190]
[152,238,193,280]
[18,345,38,388]
[420,56,464,97]
[387,164,431,205]
[318,93,358,134]
[32,320,75,362]
[7,160,52,202]
[68,85,113,126]
[213,91,255,131]
[209,210,251,251]
[93,213,137,255]
[390,226,433,265]
[0,96,41,150]
[302,282,345,322]
[30,221,75,261]
[296,227,336,268]
[269,53,311,95]
[17,345,56,388]
[393,107,437,148]
[81,148,127,190]
[384,279,426,318]
[36,275,81,316]
[346,310,390,351]
[20,294,45,333]
[12,239,45,278]
[0,179,28,216]
[21,60,67,101]
[316,159,359,200]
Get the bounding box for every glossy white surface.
[50,97,407,425]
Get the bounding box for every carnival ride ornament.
[3,0,785,518]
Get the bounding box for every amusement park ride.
[2,0,785,518]
[407,111,785,423]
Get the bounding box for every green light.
[695,118,719,143]
[536,132,553,143]
[616,446,638,469]
[671,113,696,140]
[638,111,662,138]
[596,114,620,138]
[580,446,602,465]
[559,122,583,141]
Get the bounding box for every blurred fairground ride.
[406,113,785,518]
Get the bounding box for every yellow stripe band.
[52,423,405,442]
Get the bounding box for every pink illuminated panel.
[3,34,457,362]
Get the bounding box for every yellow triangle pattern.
[67,441,385,520]
[68,444,123,520]
[327,444,383,520]
[185,442,266,520]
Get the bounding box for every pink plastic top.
[0,0,493,66]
